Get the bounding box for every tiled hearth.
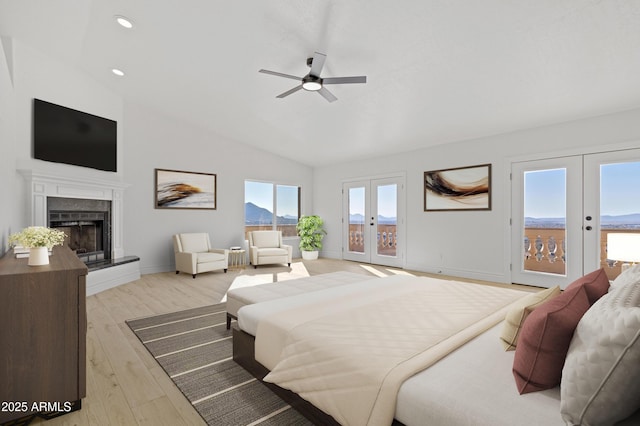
[19,169,140,295]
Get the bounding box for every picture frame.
[424,163,491,211]
[155,168,217,210]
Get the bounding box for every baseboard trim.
[403,262,507,284]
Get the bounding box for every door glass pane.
[377,184,397,257]
[601,161,640,281]
[348,187,365,253]
[523,169,566,275]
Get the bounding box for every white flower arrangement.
[9,226,66,249]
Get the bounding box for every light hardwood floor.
[32,259,534,426]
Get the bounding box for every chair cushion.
[197,252,225,263]
[257,247,288,257]
[252,231,280,248]
[179,233,209,253]
[560,280,640,425]
[512,285,591,394]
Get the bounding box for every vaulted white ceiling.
[2,0,640,166]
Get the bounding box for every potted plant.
[296,215,327,260]
[9,226,66,266]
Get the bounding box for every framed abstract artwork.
[155,168,217,210]
[424,164,491,211]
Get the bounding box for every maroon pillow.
[564,267,609,305]
[512,285,590,394]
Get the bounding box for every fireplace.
[19,168,139,295]
[47,197,111,264]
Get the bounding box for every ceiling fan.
[259,51,367,103]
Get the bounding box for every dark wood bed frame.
[226,312,235,329]
[232,327,405,426]
[232,327,342,425]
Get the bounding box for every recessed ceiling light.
[111,68,125,77]
[115,15,133,29]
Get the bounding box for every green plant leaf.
[296,215,327,251]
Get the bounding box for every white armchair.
[173,233,229,278]
[248,230,292,268]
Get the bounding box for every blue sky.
[525,161,640,218]
[600,162,640,215]
[349,184,397,218]
[376,184,397,217]
[524,169,566,218]
[245,181,299,217]
[349,187,365,216]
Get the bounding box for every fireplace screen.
[54,220,102,257]
[47,197,111,264]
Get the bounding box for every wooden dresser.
[0,245,87,424]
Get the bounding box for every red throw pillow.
[512,285,591,394]
[564,268,609,305]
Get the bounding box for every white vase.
[28,246,49,266]
[301,250,319,260]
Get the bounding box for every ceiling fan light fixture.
[302,80,322,91]
[260,52,366,101]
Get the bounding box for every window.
[245,181,300,238]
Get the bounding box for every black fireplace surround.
[47,197,111,264]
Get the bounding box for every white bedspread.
[396,322,564,426]
[227,271,367,319]
[237,275,382,337]
[256,275,529,426]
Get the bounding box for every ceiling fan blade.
[309,52,327,77]
[318,87,337,103]
[259,69,303,81]
[322,76,367,85]
[276,85,304,98]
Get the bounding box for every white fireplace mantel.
[18,169,130,259]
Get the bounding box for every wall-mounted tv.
[33,99,117,172]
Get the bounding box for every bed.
[225,271,367,329]
[232,272,640,426]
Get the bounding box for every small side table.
[229,248,246,268]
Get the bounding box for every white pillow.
[560,280,640,425]
[610,263,640,291]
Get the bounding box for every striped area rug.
[126,303,313,426]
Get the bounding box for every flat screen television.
[33,98,117,172]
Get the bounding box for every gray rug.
[126,303,313,426]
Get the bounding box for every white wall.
[12,42,125,176]
[1,39,124,256]
[5,36,640,284]
[0,37,17,255]
[1,39,314,274]
[314,108,640,283]
[123,103,313,274]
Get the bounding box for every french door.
[511,149,640,288]
[342,176,405,267]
